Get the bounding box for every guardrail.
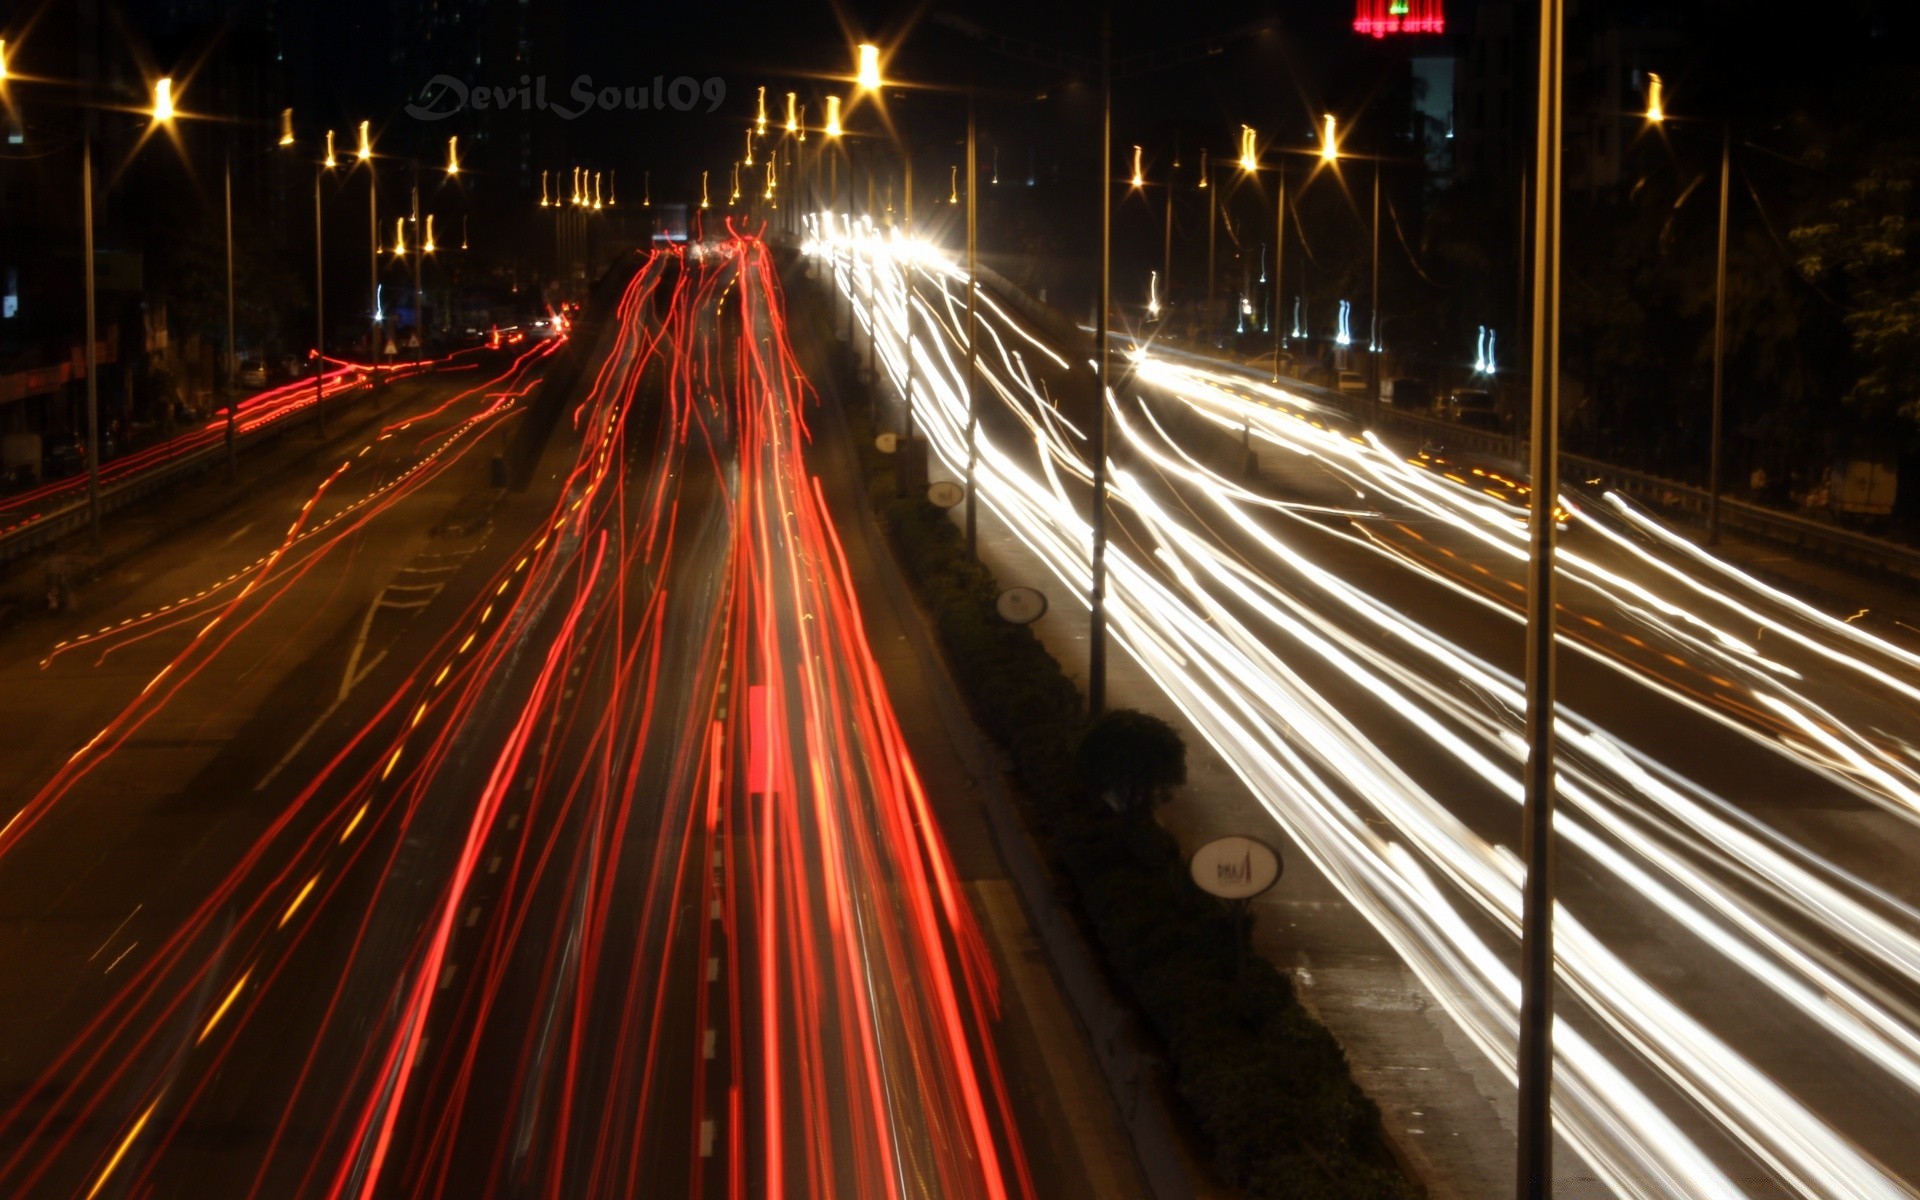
[1097,330,1920,587]
[0,377,375,571]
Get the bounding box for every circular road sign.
[927,480,965,509]
[1189,836,1283,900]
[994,586,1048,625]
[874,431,898,454]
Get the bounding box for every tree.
[1076,708,1186,814]
[1792,145,1920,451]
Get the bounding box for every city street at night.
[4,1,1920,1198]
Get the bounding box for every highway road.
[810,214,1920,1199]
[0,242,1042,1199]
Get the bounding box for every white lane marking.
[704,1029,717,1059]
[465,906,480,928]
[88,904,142,962]
[707,956,719,982]
[340,599,385,703]
[439,963,457,989]
[710,899,722,920]
[255,654,386,792]
[699,1120,716,1158]
[486,855,502,874]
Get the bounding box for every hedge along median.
[849,408,1418,1200]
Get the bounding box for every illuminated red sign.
[1355,0,1445,36]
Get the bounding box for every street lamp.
[856,43,882,92]
[314,128,336,433]
[1644,74,1731,546]
[446,134,459,177]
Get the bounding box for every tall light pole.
[1203,149,1216,346]
[224,152,237,481]
[1644,78,1731,546]
[1369,158,1381,421]
[1709,122,1729,546]
[1271,160,1285,379]
[965,89,980,559]
[1515,0,1565,1194]
[315,131,332,434]
[1088,13,1112,715]
[75,76,176,550]
[81,122,100,550]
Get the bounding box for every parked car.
[1443,388,1508,432]
[1382,377,1431,410]
[1442,387,1496,418]
[1335,369,1367,394]
[238,359,268,388]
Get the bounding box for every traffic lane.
[411,433,739,1198]
[0,383,527,1076]
[1119,423,1920,1191]
[0,384,585,1199]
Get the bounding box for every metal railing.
[0,382,369,570]
[1112,332,1920,587]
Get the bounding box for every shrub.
[846,403,1417,1200]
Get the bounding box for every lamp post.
[81,123,100,550]
[965,89,979,559]
[1644,79,1731,546]
[315,130,334,434]
[1089,13,1112,714]
[223,151,237,481]
[65,74,176,550]
[1515,0,1565,1194]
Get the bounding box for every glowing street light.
[540,168,550,207]
[825,95,842,138]
[744,127,754,167]
[152,77,175,124]
[1197,147,1209,188]
[392,216,407,256]
[0,39,9,83]
[279,107,294,146]
[1239,124,1257,172]
[446,134,459,176]
[608,170,617,206]
[785,91,798,134]
[593,170,603,209]
[756,85,768,134]
[643,170,651,207]
[949,165,958,204]
[856,43,882,91]
[423,213,437,254]
[700,169,710,209]
[730,162,741,205]
[1645,71,1665,123]
[324,129,337,169]
[1130,144,1144,188]
[1320,113,1339,163]
[356,119,371,161]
